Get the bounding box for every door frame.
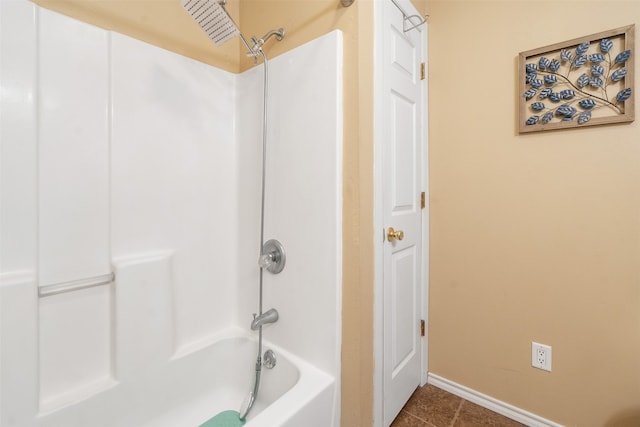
[373,0,429,425]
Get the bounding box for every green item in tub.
[199,410,246,427]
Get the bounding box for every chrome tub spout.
[251,308,279,330]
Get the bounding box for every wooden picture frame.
[519,25,634,133]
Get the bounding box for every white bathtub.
[33,329,336,427]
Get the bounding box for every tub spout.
[251,308,279,330]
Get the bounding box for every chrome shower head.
[181,0,285,64]
[180,0,240,46]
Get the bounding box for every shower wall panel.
[37,8,111,287]
[0,0,38,274]
[0,2,39,424]
[235,31,343,379]
[110,31,238,352]
[35,8,114,411]
[1,0,238,421]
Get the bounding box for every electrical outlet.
[531,342,552,372]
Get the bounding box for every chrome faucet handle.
[258,253,274,269]
[259,240,286,274]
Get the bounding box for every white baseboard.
[427,373,564,427]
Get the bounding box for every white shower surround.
[0,1,342,426]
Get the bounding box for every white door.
[381,0,426,425]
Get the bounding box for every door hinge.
[420,191,425,209]
[420,62,426,80]
[420,319,425,337]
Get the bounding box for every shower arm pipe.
[255,29,285,46]
[250,29,285,58]
[261,29,285,43]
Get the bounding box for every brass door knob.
[387,227,404,242]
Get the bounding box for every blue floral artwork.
[519,25,635,132]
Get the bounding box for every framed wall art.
[519,25,634,133]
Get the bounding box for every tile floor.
[391,385,526,427]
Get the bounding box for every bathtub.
[33,328,337,427]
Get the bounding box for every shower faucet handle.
[258,240,286,274]
[258,253,274,269]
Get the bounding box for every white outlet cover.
[532,342,552,372]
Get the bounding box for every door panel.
[390,91,417,211]
[391,246,417,375]
[382,0,425,425]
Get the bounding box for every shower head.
[180,0,240,46]
[181,0,285,64]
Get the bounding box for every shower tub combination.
[32,331,335,427]
[0,0,342,426]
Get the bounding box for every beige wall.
[427,1,640,426]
